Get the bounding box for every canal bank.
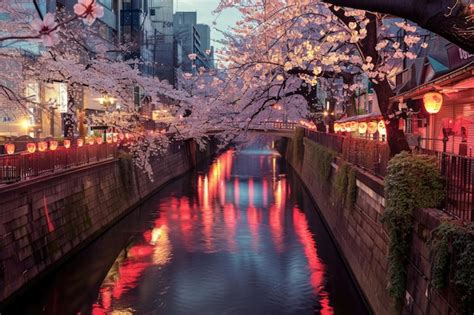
[282,134,464,315]
[0,139,216,305]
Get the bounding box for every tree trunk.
[323,0,474,53]
[373,79,411,155]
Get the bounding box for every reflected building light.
[248,178,254,207]
[293,207,333,314]
[234,177,240,205]
[263,178,268,208]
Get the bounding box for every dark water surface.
[3,146,369,315]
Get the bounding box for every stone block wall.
[285,137,460,315]
[0,139,207,303]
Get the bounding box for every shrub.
[382,152,444,305]
[430,222,474,314]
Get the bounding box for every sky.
[174,0,241,51]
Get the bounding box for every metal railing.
[304,129,345,154]
[303,129,473,221]
[0,144,117,185]
[416,148,474,221]
[256,121,298,130]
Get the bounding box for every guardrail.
[0,144,117,185]
[303,129,473,222]
[416,148,473,222]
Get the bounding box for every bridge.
[0,121,301,185]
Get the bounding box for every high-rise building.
[173,12,213,73]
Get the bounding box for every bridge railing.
[0,144,117,185]
[251,121,298,131]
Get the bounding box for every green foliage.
[304,139,336,182]
[334,162,349,199]
[118,152,134,194]
[346,167,357,210]
[382,152,445,305]
[333,161,358,210]
[292,127,305,166]
[431,222,474,314]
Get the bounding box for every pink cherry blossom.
[30,13,59,46]
[73,0,104,26]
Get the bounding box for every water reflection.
[3,144,368,315]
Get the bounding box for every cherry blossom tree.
[322,0,474,53]
[0,0,202,178]
[213,0,428,154]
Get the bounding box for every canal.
[3,144,369,315]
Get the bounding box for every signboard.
[58,83,68,113]
[447,43,474,69]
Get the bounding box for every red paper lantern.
[423,91,443,114]
[96,137,103,145]
[77,138,84,147]
[112,133,118,143]
[5,143,15,154]
[106,135,113,144]
[49,140,58,151]
[38,141,47,152]
[63,139,71,149]
[88,137,95,145]
[27,142,36,153]
[119,133,125,141]
[368,121,378,134]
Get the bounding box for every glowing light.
[112,133,118,143]
[77,138,84,147]
[358,122,367,134]
[423,91,443,114]
[350,121,358,132]
[63,139,71,149]
[334,123,340,132]
[96,137,103,145]
[49,140,58,151]
[106,134,113,144]
[38,141,48,152]
[27,142,36,153]
[20,119,30,131]
[88,137,95,145]
[367,121,377,134]
[377,120,386,135]
[5,143,15,154]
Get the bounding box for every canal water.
[4,144,369,315]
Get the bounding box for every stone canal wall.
[284,137,460,315]
[0,139,214,304]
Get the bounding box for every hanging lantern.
[377,120,386,135]
[358,122,368,134]
[63,139,71,149]
[106,135,113,144]
[27,142,36,153]
[88,137,95,145]
[49,140,58,151]
[38,141,48,152]
[368,121,378,134]
[423,91,443,114]
[5,143,15,155]
[77,138,84,147]
[125,133,130,140]
[334,123,340,132]
[96,137,103,145]
[350,121,358,132]
[119,133,125,141]
[112,133,118,143]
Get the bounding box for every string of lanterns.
[334,119,386,136]
[3,133,129,155]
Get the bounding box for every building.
[393,39,474,155]
[173,12,213,73]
